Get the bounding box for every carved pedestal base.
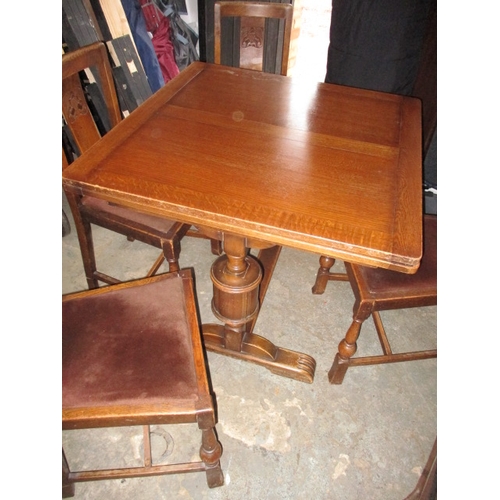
[201,233,316,383]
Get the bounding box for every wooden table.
[63,62,423,384]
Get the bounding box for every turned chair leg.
[200,427,224,488]
[328,318,363,384]
[312,256,336,294]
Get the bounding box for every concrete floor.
[62,193,437,500]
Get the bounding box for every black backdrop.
[325,0,437,189]
[325,0,433,94]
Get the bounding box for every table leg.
[202,234,316,383]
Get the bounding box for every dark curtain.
[325,0,437,193]
[325,0,433,95]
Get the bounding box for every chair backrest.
[62,41,122,157]
[214,1,293,76]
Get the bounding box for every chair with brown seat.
[62,269,224,496]
[62,41,220,290]
[214,1,293,76]
[312,214,437,384]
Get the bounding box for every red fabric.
[139,0,179,83]
[150,16,180,83]
[140,0,162,33]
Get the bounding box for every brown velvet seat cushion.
[62,275,199,411]
[354,215,437,299]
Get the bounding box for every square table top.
[63,62,423,273]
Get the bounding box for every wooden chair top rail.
[214,1,293,76]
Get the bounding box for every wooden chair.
[312,215,437,384]
[62,269,224,496]
[62,41,220,290]
[404,439,437,500]
[214,1,293,76]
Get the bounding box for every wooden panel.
[62,0,154,136]
[112,65,140,116]
[99,0,134,39]
[85,78,113,133]
[108,36,153,109]
[62,0,101,50]
[89,0,113,40]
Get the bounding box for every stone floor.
[62,191,437,500]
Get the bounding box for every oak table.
[63,62,423,384]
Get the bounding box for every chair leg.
[372,311,393,355]
[65,192,99,289]
[162,237,181,273]
[328,353,349,384]
[312,256,335,294]
[62,449,75,498]
[328,317,364,384]
[200,427,224,488]
[210,238,223,256]
[146,253,167,277]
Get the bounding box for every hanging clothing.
[150,16,180,83]
[139,0,180,84]
[158,0,200,72]
[120,0,165,93]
